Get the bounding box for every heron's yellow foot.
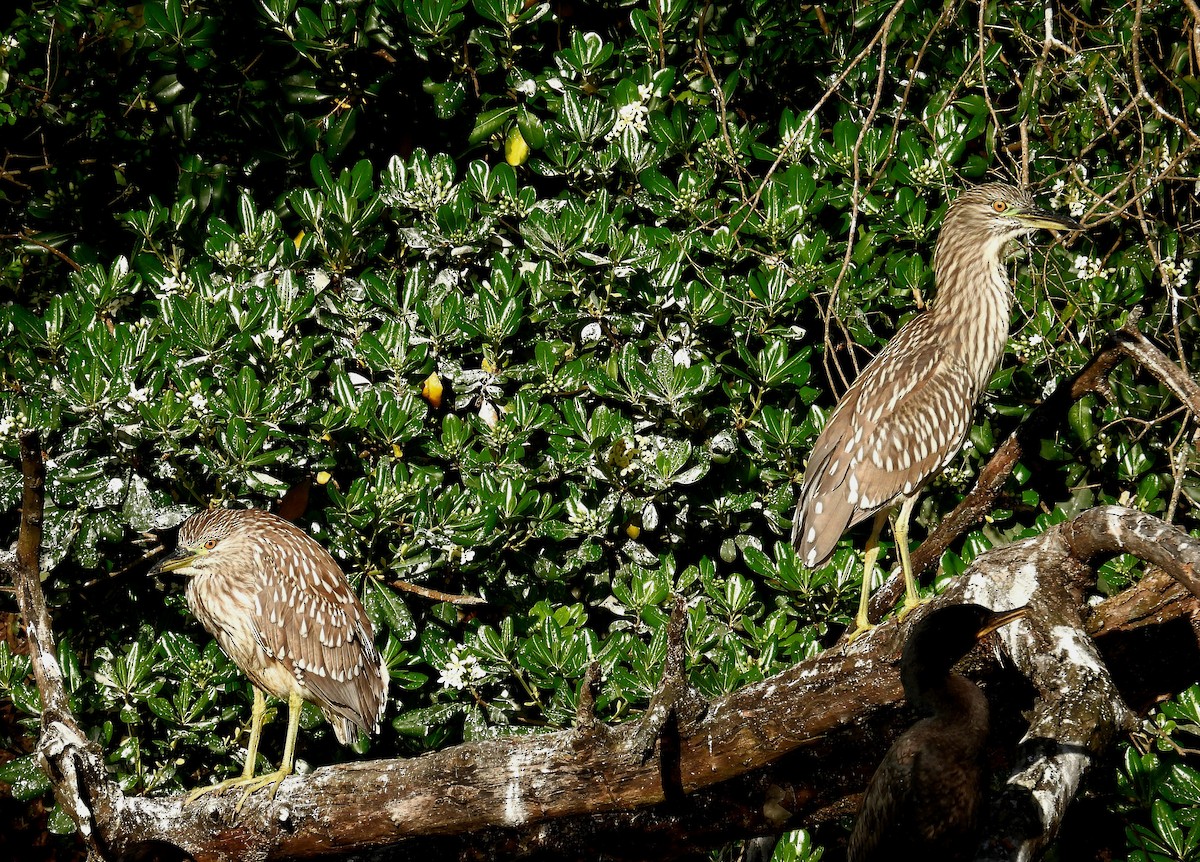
[186,768,292,811]
[845,613,876,643]
[896,592,927,621]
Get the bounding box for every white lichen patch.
[1049,625,1106,675]
[502,747,532,825]
[964,560,1038,609]
[1009,749,1089,835]
[1007,562,1040,605]
[36,650,66,686]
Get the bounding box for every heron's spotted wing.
[852,348,978,509]
[793,316,978,567]
[248,514,386,741]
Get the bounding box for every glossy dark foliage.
[0,0,1196,855]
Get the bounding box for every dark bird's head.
[900,603,1027,710]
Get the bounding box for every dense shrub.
[1,0,1197,855]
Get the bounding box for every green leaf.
[363,578,418,642]
[469,107,515,145]
[0,754,51,802]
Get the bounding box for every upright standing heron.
[791,183,1080,636]
[848,602,1028,861]
[154,508,389,808]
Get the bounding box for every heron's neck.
[930,238,1015,389]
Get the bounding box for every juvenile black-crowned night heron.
[791,183,1080,637]
[848,603,1028,861]
[154,508,388,807]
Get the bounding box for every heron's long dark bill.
[975,605,1029,640]
[1018,209,1083,232]
[151,547,203,576]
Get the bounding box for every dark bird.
[847,602,1028,861]
[791,183,1080,637]
[154,508,388,808]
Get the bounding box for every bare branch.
[3,432,120,859]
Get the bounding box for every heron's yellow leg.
[240,687,266,779]
[848,511,889,641]
[187,686,267,804]
[186,689,303,811]
[891,495,923,620]
[230,690,303,811]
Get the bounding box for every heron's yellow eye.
[992,200,1008,213]
[203,539,218,550]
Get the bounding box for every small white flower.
[188,390,208,412]
[1072,255,1106,280]
[438,649,484,690]
[126,383,149,404]
[1174,258,1194,289]
[607,100,650,140]
[516,79,537,97]
[438,664,465,690]
[1050,178,1067,208]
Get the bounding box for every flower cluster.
[910,157,944,186]
[1049,166,1089,218]
[438,648,486,691]
[1010,331,1046,363]
[0,411,28,440]
[607,84,653,141]
[1160,256,1194,291]
[1071,254,1113,281]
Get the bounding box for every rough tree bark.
[3,321,1198,861]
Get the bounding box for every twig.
[1132,0,1200,145]
[731,0,907,238]
[822,5,900,393]
[390,579,487,606]
[0,233,82,272]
